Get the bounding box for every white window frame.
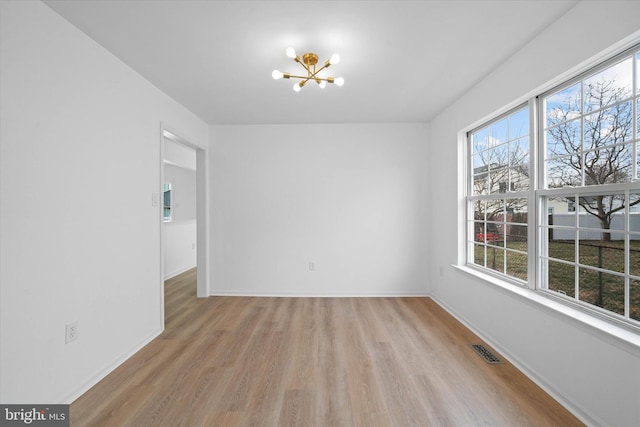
[466,103,533,288]
[463,42,640,330]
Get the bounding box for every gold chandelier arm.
[286,74,317,80]
[293,56,313,76]
[284,74,337,83]
[311,61,331,78]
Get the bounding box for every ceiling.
[44,0,579,125]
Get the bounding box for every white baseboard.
[164,264,196,280]
[209,291,429,298]
[430,296,602,427]
[59,327,163,404]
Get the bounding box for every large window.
[466,44,640,327]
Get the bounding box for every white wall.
[164,164,197,222]
[0,1,208,403]
[428,1,640,426]
[164,136,197,171]
[163,164,197,279]
[209,123,429,296]
[163,220,197,279]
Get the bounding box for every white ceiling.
[44,0,579,125]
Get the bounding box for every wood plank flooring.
[70,268,584,426]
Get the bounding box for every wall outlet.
[309,261,316,271]
[65,321,78,344]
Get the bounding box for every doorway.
[160,126,209,321]
[162,139,197,280]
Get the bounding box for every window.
[540,49,640,324]
[466,43,640,327]
[163,183,172,222]
[467,106,530,282]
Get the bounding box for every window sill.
[453,264,640,353]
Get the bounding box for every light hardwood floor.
[70,268,584,426]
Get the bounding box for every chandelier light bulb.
[293,82,301,92]
[318,80,327,89]
[335,77,344,87]
[272,70,283,80]
[329,53,340,65]
[286,47,296,58]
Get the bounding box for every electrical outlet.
[65,321,78,344]
[309,261,316,271]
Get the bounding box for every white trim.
[528,97,539,291]
[457,129,469,266]
[159,124,165,329]
[195,145,210,298]
[209,292,430,298]
[538,181,640,197]
[431,294,602,427]
[164,264,197,281]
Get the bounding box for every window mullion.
[530,96,540,290]
[633,52,638,180]
[580,80,586,187]
[625,190,630,319]
[574,191,580,301]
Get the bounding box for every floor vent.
[470,344,502,364]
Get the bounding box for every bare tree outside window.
[472,110,529,221]
[545,57,638,240]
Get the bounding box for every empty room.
[1,1,639,426]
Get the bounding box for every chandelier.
[272,47,344,92]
